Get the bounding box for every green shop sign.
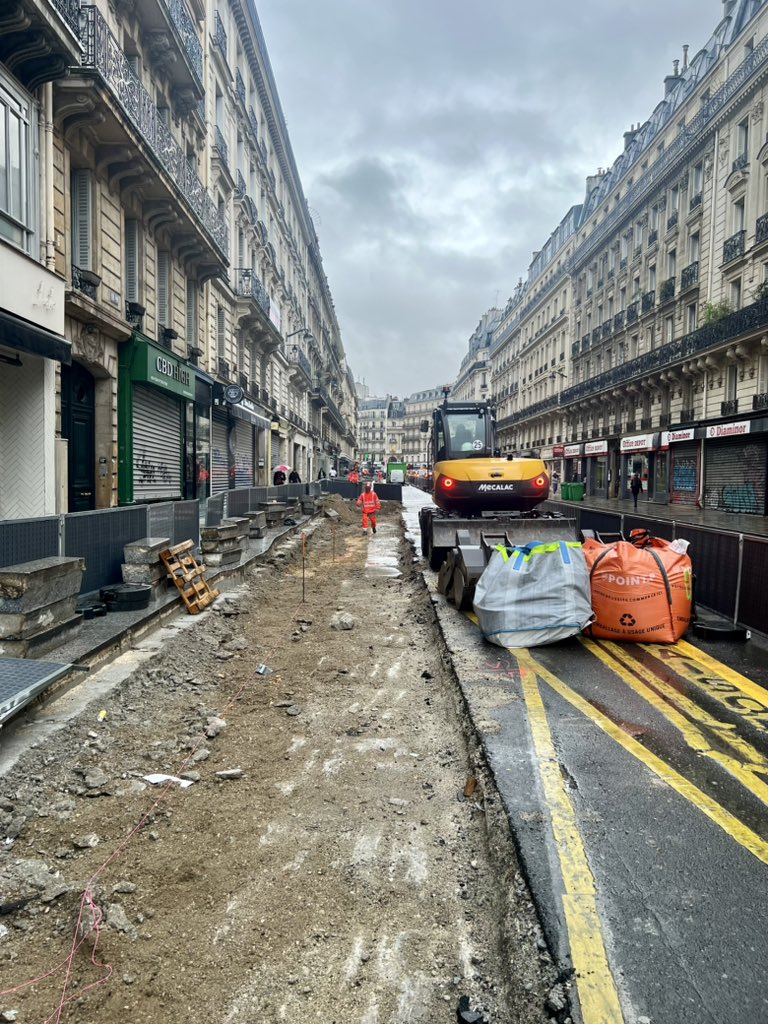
[122,333,195,400]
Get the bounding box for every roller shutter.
[670,442,699,506]
[211,410,230,494]
[133,385,182,501]
[233,418,254,487]
[703,437,767,514]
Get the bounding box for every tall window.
[689,231,700,262]
[0,71,35,252]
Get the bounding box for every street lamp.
[285,328,312,341]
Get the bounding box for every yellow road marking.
[641,641,768,734]
[583,638,768,807]
[517,649,768,868]
[517,656,624,1024]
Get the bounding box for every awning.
[230,403,271,430]
[0,310,71,364]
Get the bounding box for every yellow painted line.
[517,649,768,868]
[583,638,768,807]
[517,657,624,1024]
[641,641,768,734]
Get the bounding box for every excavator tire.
[451,567,472,611]
[438,551,456,597]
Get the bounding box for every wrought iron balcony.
[213,10,227,57]
[217,357,231,379]
[659,413,672,427]
[680,408,695,422]
[159,0,203,90]
[571,341,580,357]
[640,417,652,430]
[608,267,615,279]
[235,68,246,106]
[689,191,702,212]
[620,257,628,271]
[238,371,249,390]
[71,265,100,300]
[680,261,699,291]
[51,0,81,35]
[732,152,749,174]
[248,106,259,138]
[581,335,590,352]
[633,245,642,261]
[602,320,613,339]
[648,228,658,246]
[641,290,656,314]
[288,345,312,381]
[626,420,637,432]
[234,268,270,315]
[627,302,639,323]
[214,124,229,167]
[614,311,625,331]
[592,327,602,344]
[597,278,604,289]
[667,210,679,231]
[611,422,622,434]
[721,399,739,416]
[753,393,768,412]
[659,277,676,304]
[79,6,228,258]
[756,213,768,246]
[234,169,246,197]
[723,229,746,264]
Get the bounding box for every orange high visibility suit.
[356,485,381,532]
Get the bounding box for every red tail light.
[441,477,455,489]
[535,475,547,488]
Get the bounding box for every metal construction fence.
[560,503,764,630]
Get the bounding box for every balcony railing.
[234,169,246,197]
[680,261,699,290]
[648,228,658,246]
[288,346,312,380]
[214,124,229,167]
[235,67,246,106]
[721,399,739,416]
[613,311,625,331]
[627,302,639,323]
[641,289,656,313]
[753,393,768,412]
[71,265,100,300]
[80,6,228,258]
[161,0,203,88]
[592,327,602,343]
[659,413,672,427]
[234,268,270,315]
[51,0,81,35]
[723,229,746,264]
[667,210,679,231]
[248,105,259,138]
[217,357,230,378]
[641,417,653,430]
[602,320,613,339]
[620,257,628,271]
[506,298,768,428]
[690,191,702,212]
[756,213,768,246]
[581,335,590,352]
[732,152,749,174]
[680,408,695,422]
[571,341,580,357]
[626,420,637,432]
[659,277,676,304]
[213,10,227,57]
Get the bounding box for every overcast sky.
[258,0,716,398]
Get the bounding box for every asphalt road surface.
[403,485,768,1024]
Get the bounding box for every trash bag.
[583,535,693,643]
[473,540,594,648]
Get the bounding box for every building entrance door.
[61,361,95,512]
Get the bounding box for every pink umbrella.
[275,465,291,473]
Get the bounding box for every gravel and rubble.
[0,494,562,1023]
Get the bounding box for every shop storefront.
[620,432,660,502]
[663,428,699,507]
[703,420,768,515]
[550,444,564,480]
[584,439,609,497]
[564,442,583,483]
[210,386,272,492]
[118,335,194,504]
[187,370,213,500]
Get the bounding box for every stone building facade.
[491,0,768,514]
[0,0,356,519]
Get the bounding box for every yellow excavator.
[417,393,575,605]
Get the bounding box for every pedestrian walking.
[631,472,642,510]
[552,471,559,495]
[288,468,301,483]
[317,467,326,480]
[356,481,381,534]
[273,468,286,486]
[348,462,360,484]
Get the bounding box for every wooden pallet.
[160,540,220,614]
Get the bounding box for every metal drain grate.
[0,658,76,725]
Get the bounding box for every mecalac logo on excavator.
[478,484,515,491]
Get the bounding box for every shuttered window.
[157,249,170,328]
[125,218,139,302]
[186,279,197,347]
[133,385,182,500]
[71,169,92,271]
[216,303,226,358]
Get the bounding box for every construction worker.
[356,481,381,534]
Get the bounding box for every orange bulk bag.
[582,536,693,644]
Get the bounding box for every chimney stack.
[682,44,689,70]
[664,59,681,97]
[624,123,639,151]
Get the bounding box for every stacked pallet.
[159,541,219,614]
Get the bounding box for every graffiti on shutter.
[704,438,767,514]
[211,411,229,494]
[133,385,182,500]
[671,442,699,506]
